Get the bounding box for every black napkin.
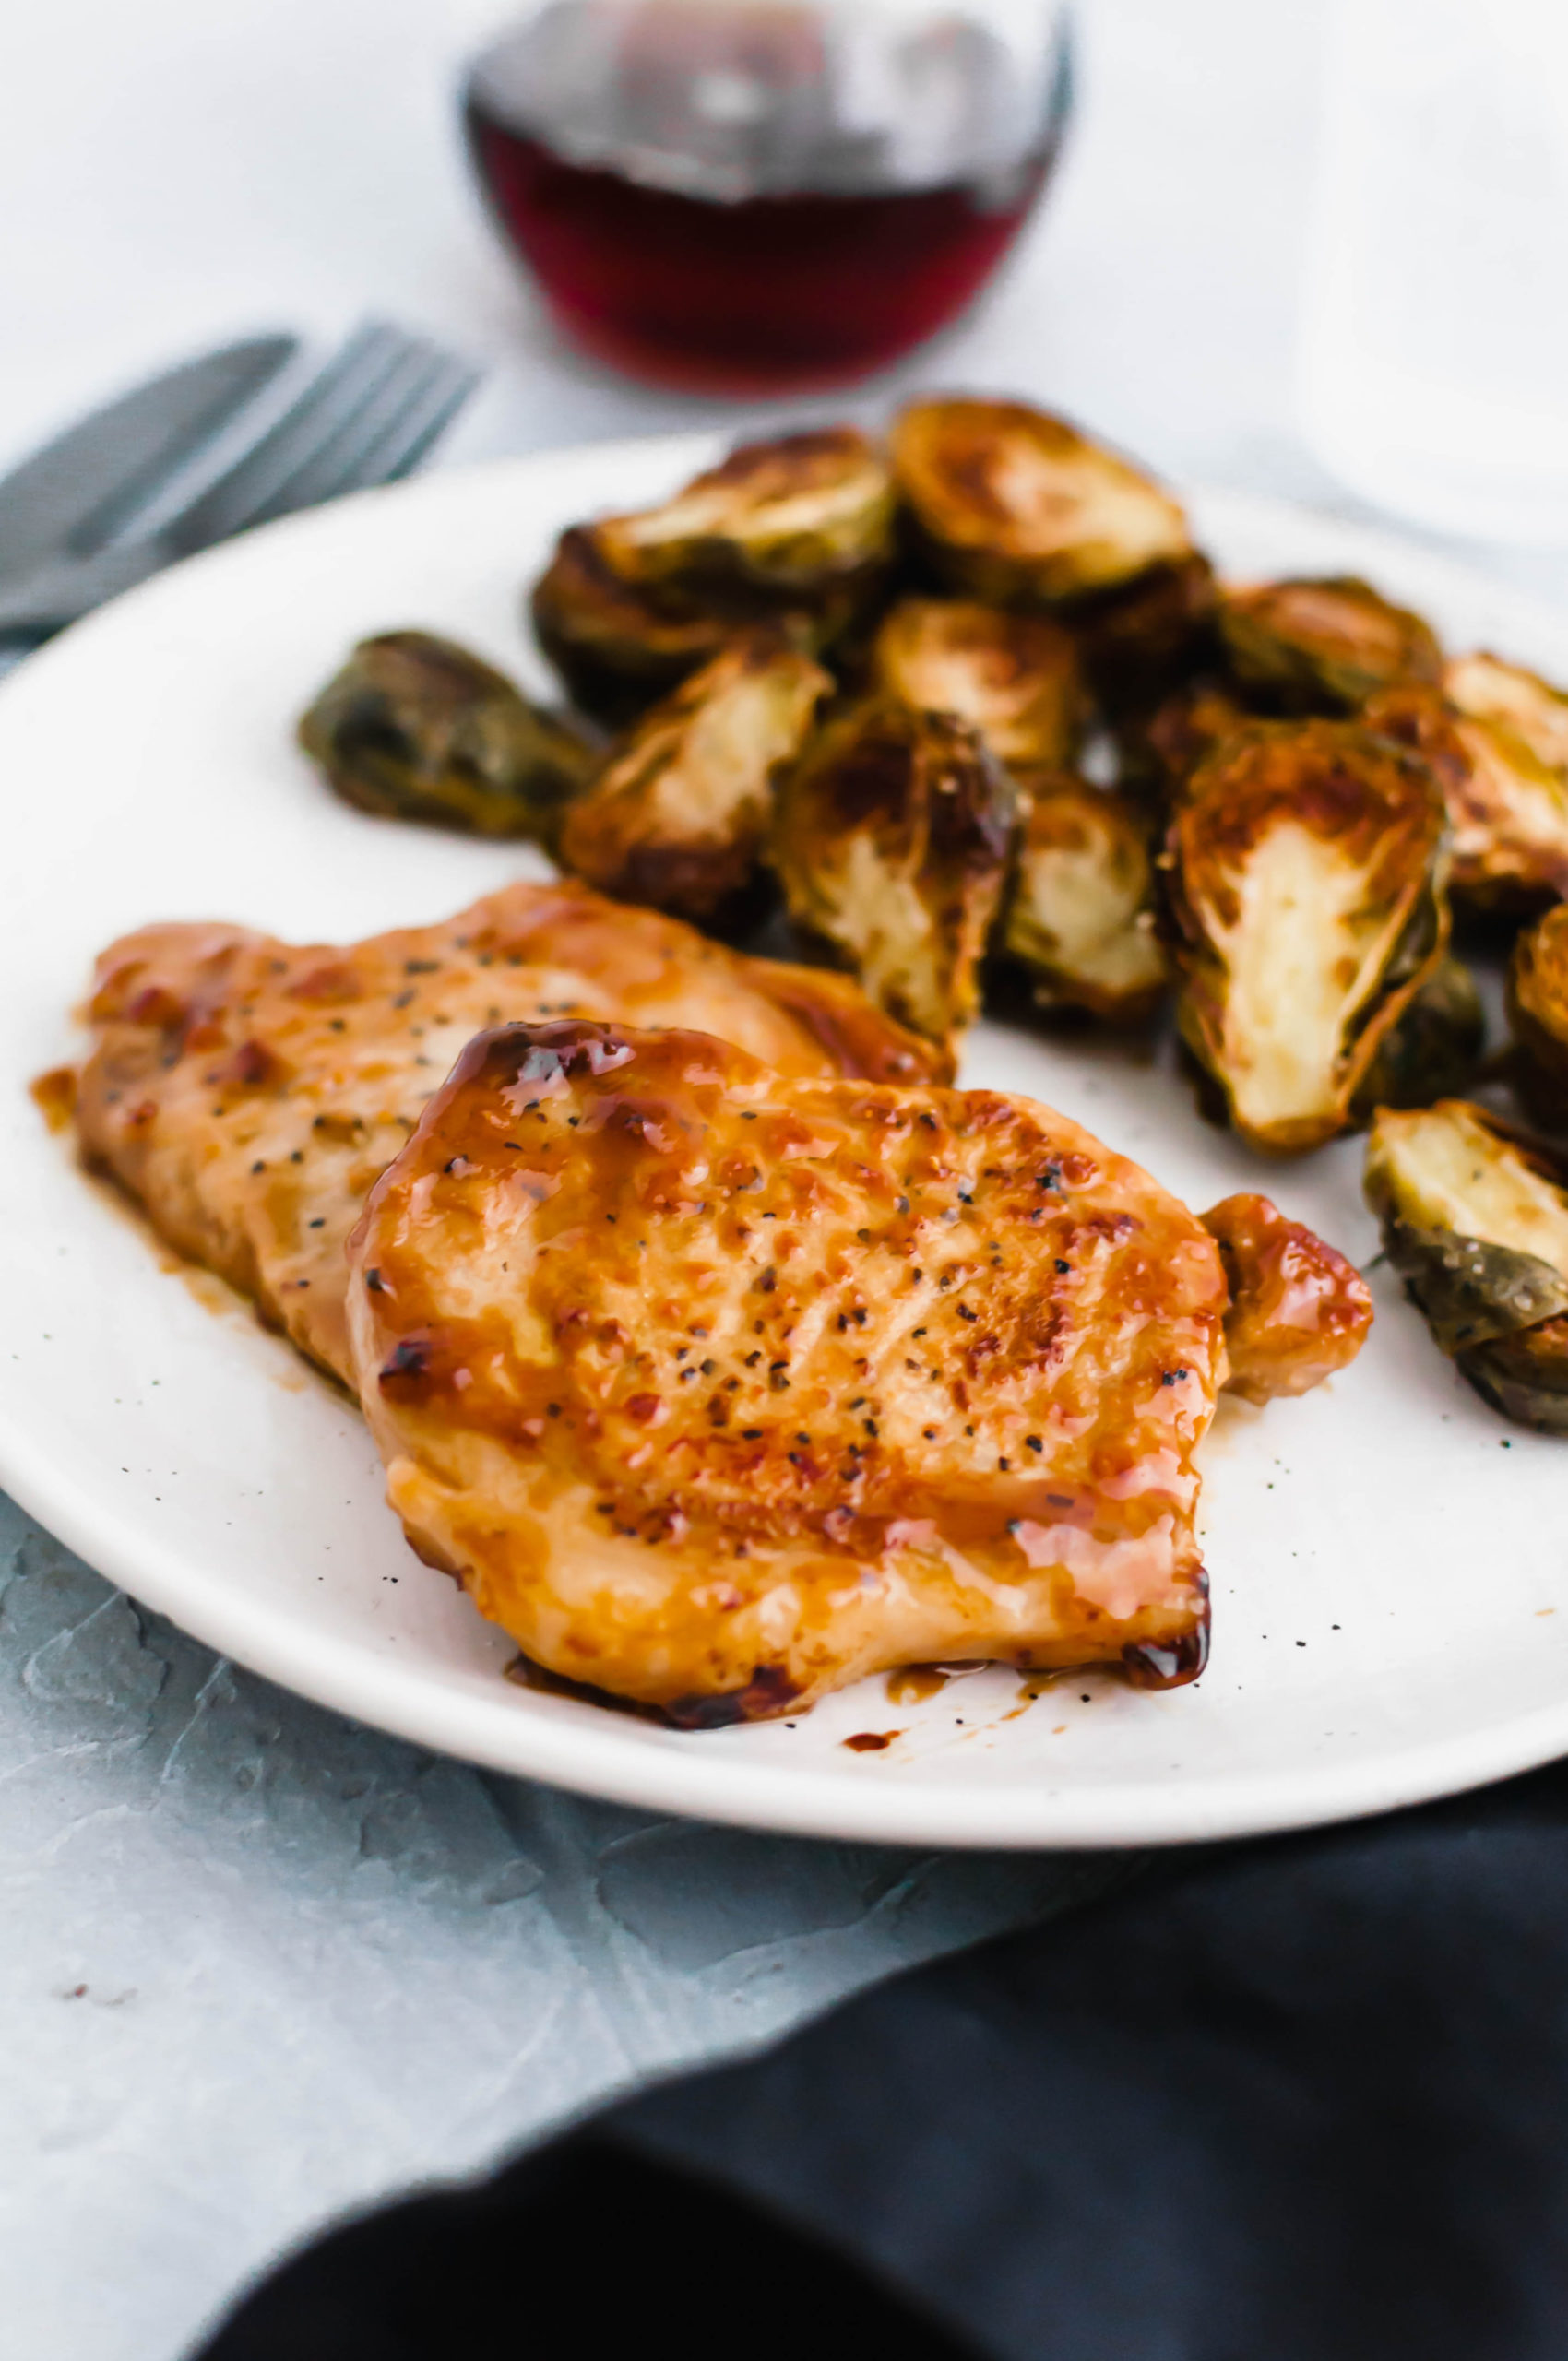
[198,1762,1568,2361]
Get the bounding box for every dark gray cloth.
[199,1763,1568,2360]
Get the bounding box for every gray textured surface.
[0,1499,1118,2360]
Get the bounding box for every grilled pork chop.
[75,882,942,1386]
[347,1019,1230,1720]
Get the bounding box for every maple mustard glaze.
[348,1020,1229,1723]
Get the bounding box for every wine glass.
[464,0,1074,393]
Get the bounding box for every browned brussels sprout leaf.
[1200,1192,1373,1404]
[1218,575,1442,714]
[870,598,1085,768]
[1508,903,1568,1130]
[595,429,896,600]
[1069,553,1219,719]
[889,397,1194,607]
[1352,955,1485,1118]
[529,526,742,724]
[1365,1099,1568,1430]
[999,773,1168,1024]
[298,630,596,839]
[1166,720,1450,1153]
[772,698,1016,1054]
[556,637,829,920]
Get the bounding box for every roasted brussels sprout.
[1368,679,1568,911]
[1508,903,1568,1129]
[998,774,1168,1024]
[869,598,1085,770]
[1130,681,1258,806]
[772,698,1016,1054]
[298,630,596,838]
[1445,651,1568,777]
[889,397,1194,608]
[594,429,896,601]
[1069,553,1219,719]
[1385,658,1568,909]
[1353,955,1486,1117]
[556,637,829,919]
[1218,575,1441,715]
[530,526,742,724]
[1201,1192,1373,1404]
[1166,720,1450,1154]
[1365,1099,1568,1431]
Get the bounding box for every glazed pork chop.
[347,1019,1232,1721]
[75,882,942,1386]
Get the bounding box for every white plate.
[3,438,1566,1850]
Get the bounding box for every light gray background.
[2,5,1562,2356]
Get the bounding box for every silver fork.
[0,321,480,647]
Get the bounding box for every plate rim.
[6,441,1568,1852]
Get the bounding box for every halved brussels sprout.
[889,397,1194,607]
[594,429,896,600]
[998,773,1168,1024]
[1069,553,1219,719]
[1218,576,1442,714]
[1166,720,1450,1153]
[298,630,596,838]
[1508,903,1568,1129]
[772,698,1016,1053]
[1361,682,1568,910]
[1353,955,1486,1117]
[1445,651,1568,776]
[1365,1099,1568,1430]
[556,636,829,919]
[869,598,1085,769]
[1201,1192,1373,1404]
[1131,681,1258,806]
[1382,658,1568,909]
[530,526,743,724]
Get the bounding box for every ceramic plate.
[2,436,1564,1848]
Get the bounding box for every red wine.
[462,7,1072,393]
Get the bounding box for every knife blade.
[0,334,299,585]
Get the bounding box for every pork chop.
[346,1019,1229,1720]
[75,882,943,1385]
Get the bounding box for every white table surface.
[5,5,1566,2356]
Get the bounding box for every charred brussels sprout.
[594,429,896,601]
[1218,575,1441,714]
[1404,657,1568,909]
[556,638,829,920]
[529,527,742,724]
[1353,955,1486,1117]
[1372,678,1568,911]
[1508,904,1568,1129]
[870,598,1085,770]
[999,775,1168,1024]
[772,699,1016,1054]
[889,397,1194,608]
[1365,1099,1568,1431]
[1129,681,1259,807]
[1445,651,1568,776]
[1166,720,1450,1154]
[298,631,595,839]
[1069,553,1220,720]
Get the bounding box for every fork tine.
[228,345,475,527]
[318,356,482,496]
[160,322,420,553]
